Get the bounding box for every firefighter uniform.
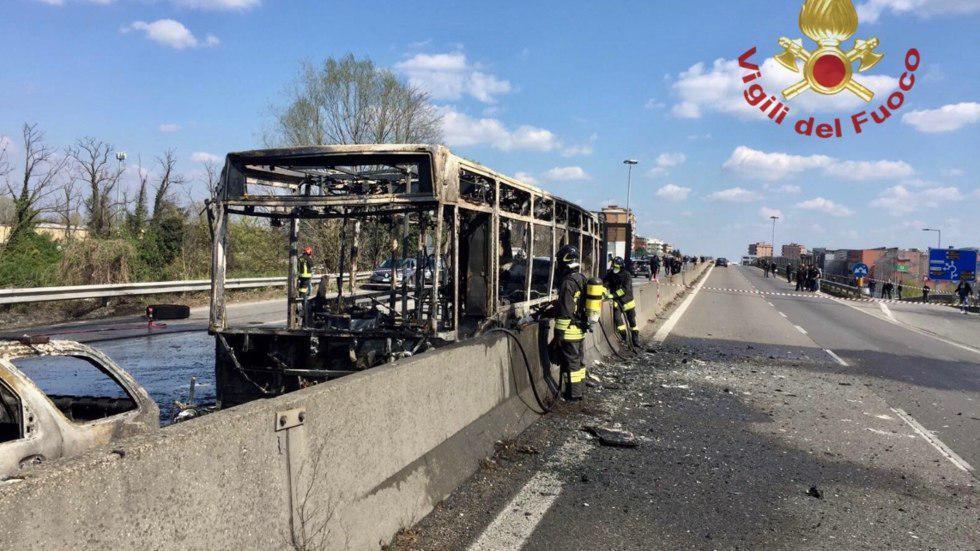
[297,250,314,296]
[603,258,640,346]
[550,243,590,400]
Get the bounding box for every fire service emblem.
[775,0,882,101]
[735,0,921,138]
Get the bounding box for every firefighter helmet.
[556,244,580,268]
[611,256,625,270]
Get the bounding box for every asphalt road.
[395,264,979,550]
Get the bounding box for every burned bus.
[209,145,601,407]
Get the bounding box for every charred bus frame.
[209,145,600,407]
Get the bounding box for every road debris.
[582,425,638,448]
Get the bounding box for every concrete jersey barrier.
[0,263,709,550]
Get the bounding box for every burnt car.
[0,337,159,478]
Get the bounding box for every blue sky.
[2,0,978,259]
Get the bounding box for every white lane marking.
[891,407,974,473]
[820,293,980,358]
[468,470,564,550]
[652,266,714,343]
[879,301,897,322]
[778,312,787,318]
[824,349,849,367]
[767,302,774,307]
[794,325,808,335]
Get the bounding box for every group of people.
[647,254,683,281]
[866,278,904,300]
[785,264,822,292]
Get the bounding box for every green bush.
[0,232,63,288]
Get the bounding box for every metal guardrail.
[0,272,372,305]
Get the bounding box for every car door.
[0,369,62,478]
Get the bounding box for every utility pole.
[769,215,779,259]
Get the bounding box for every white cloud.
[158,123,181,132]
[542,166,589,182]
[942,168,965,178]
[439,107,558,152]
[395,52,511,104]
[902,102,980,133]
[723,146,831,181]
[857,0,980,23]
[707,187,761,203]
[647,152,686,176]
[823,159,916,181]
[796,197,854,217]
[723,146,913,182]
[513,172,538,186]
[561,134,596,157]
[644,99,666,110]
[191,151,220,163]
[759,207,784,220]
[776,184,802,194]
[655,183,691,201]
[170,0,261,9]
[870,184,964,215]
[121,19,218,50]
[670,57,898,119]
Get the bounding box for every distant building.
[781,243,807,261]
[632,235,650,255]
[0,222,89,244]
[600,205,635,269]
[645,237,672,256]
[748,242,772,257]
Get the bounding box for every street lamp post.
[623,159,639,263]
[623,159,638,212]
[769,215,779,259]
[922,227,941,249]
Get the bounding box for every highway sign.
[852,263,869,277]
[928,248,977,282]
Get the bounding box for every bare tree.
[271,54,443,147]
[125,156,150,235]
[201,159,220,198]
[70,137,124,238]
[3,123,69,243]
[151,149,185,221]
[54,176,82,241]
[0,137,11,224]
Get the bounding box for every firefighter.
[298,245,314,298]
[553,244,590,401]
[603,256,640,347]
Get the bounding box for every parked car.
[0,337,159,479]
[629,258,651,278]
[715,258,729,267]
[366,255,445,290]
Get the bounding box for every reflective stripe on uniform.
[622,299,636,311]
[615,288,625,297]
[617,324,627,331]
[570,367,587,383]
[563,325,584,341]
[555,318,571,331]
